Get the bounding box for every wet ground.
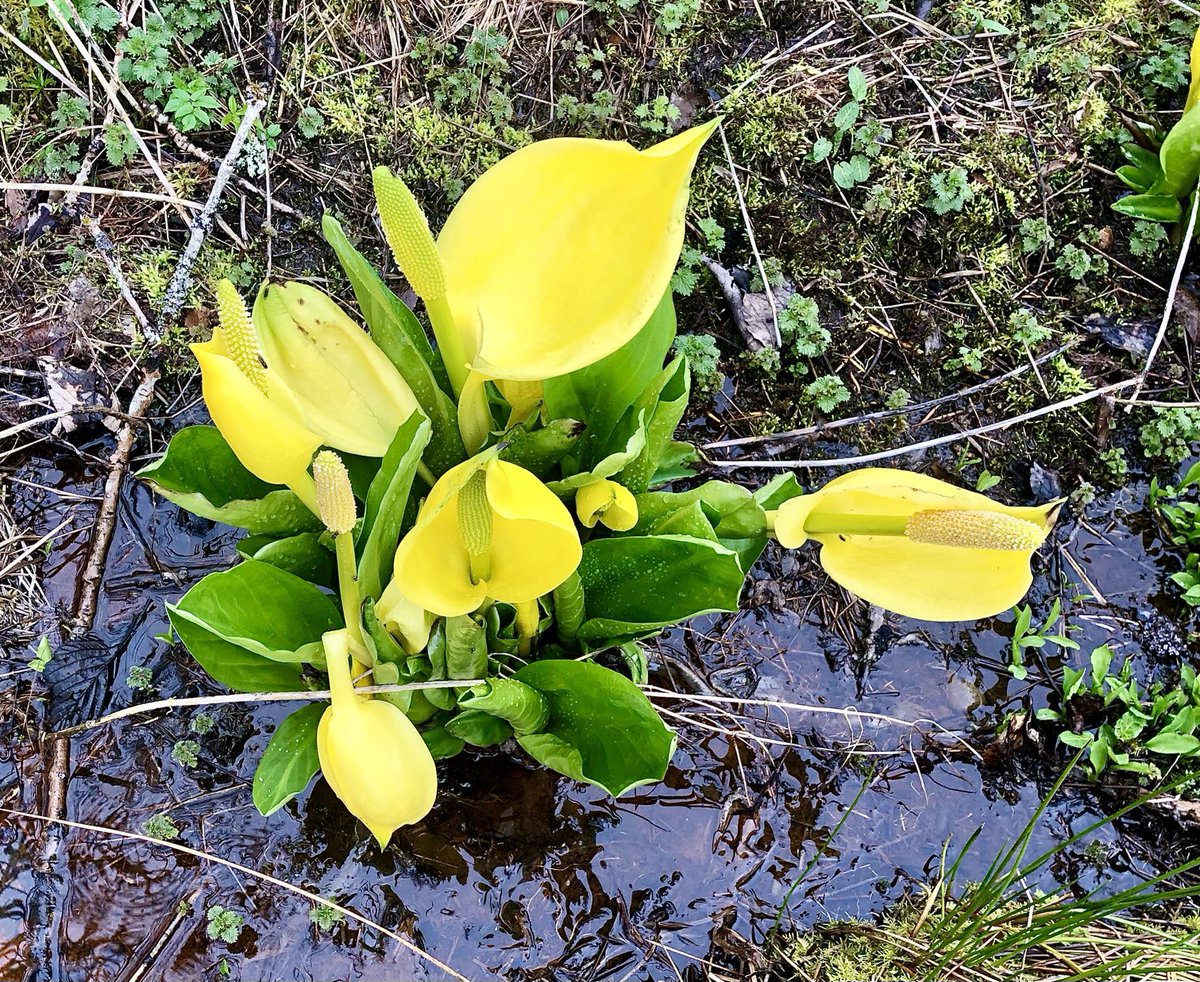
[0,431,1195,980]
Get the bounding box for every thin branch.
[1127,195,1199,406]
[0,809,471,982]
[155,98,266,338]
[711,378,1137,469]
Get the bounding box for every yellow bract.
[375,121,717,401]
[576,478,639,532]
[376,577,436,654]
[316,629,438,847]
[391,456,582,617]
[191,285,323,500]
[772,468,1061,621]
[253,281,423,458]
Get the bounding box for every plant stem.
[334,532,367,677]
[515,598,539,657]
[425,295,468,396]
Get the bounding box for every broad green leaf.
[633,480,769,571]
[1058,731,1092,749]
[620,355,691,493]
[1116,164,1154,192]
[138,426,320,535]
[457,677,547,734]
[544,291,676,465]
[237,532,335,588]
[252,703,324,816]
[1159,103,1200,198]
[547,420,646,494]
[514,660,675,797]
[322,214,464,474]
[847,65,868,102]
[445,709,513,747]
[577,534,744,644]
[421,725,465,759]
[649,439,699,487]
[753,473,807,511]
[1145,732,1200,755]
[1090,644,1113,683]
[168,613,305,692]
[1111,192,1181,223]
[357,414,431,600]
[445,613,488,680]
[168,560,342,676]
[647,500,718,542]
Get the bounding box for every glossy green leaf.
[1112,192,1182,222]
[577,534,744,644]
[514,660,675,797]
[619,355,691,493]
[1145,732,1200,755]
[322,213,464,474]
[138,426,320,535]
[421,725,465,759]
[754,473,807,511]
[169,613,304,692]
[633,480,769,572]
[445,709,513,747]
[1116,164,1154,192]
[457,677,548,734]
[168,560,342,690]
[649,439,699,487]
[500,418,585,478]
[237,532,335,588]
[252,703,324,816]
[357,414,431,600]
[544,291,676,465]
[1157,104,1200,198]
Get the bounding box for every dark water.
[0,455,1193,980]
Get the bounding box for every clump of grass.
[771,763,1200,981]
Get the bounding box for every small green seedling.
[1008,598,1078,681]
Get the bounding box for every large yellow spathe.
[773,468,1061,622]
[190,304,322,499]
[316,629,438,847]
[392,456,582,617]
[438,120,717,382]
[254,281,423,458]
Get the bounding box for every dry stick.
[712,378,1138,470]
[717,120,781,348]
[1126,195,1200,407]
[81,217,153,337]
[155,98,266,340]
[703,339,1079,450]
[60,680,489,736]
[0,809,471,982]
[73,373,159,629]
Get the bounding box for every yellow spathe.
[253,281,423,458]
[376,577,436,654]
[316,629,438,847]
[392,456,582,617]
[576,478,639,532]
[773,468,1061,622]
[190,329,321,491]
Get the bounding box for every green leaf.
[514,660,675,797]
[168,560,342,690]
[322,214,464,474]
[753,473,806,511]
[544,291,676,466]
[620,355,691,493]
[357,414,431,600]
[649,439,699,487]
[1058,731,1093,749]
[1145,732,1200,755]
[1157,103,1200,198]
[633,480,769,571]
[1090,644,1113,683]
[138,426,320,535]
[252,703,324,816]
[237,532,335,588]
[458,677,548,734]
[577,534,744,644]
[1112,192,1182,223]
[445,709,513,747]
[421,726,465,759]
[847,65,868,102]
[833,100,860,132]
[445,613,488,680]
[1116,164,1154,192]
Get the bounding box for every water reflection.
[0,466,1188,980]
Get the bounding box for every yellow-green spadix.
[391,455,582,617]
[316,629,438,847]
[772,468,1061,621]
[372,120,719,391]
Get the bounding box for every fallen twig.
[73,372,159,630]
[1,809,471,981]
[81,216,152,337]
[1127,195,1200,407]
[155,98,266,339]
[704,339,1079,450]
[711,378,1137,469]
